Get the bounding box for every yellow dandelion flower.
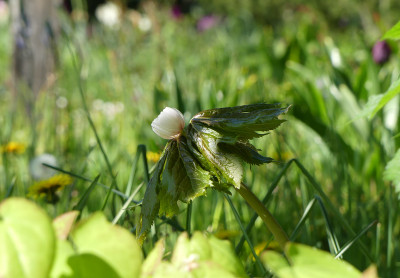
[28,174,73,203]
[250,241,280,261]
[146,151,161,163]
[1,142,26,154]
[214,229,240,240]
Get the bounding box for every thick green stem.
[236,182,289,249]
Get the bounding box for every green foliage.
[0,198,250,278]
[0,198,143,278]
[384,149,400,195]
[261,243,364,278]
[0,198,55,278]
[361,78,400,119]
[142,232,248,278]
[1,2,400,276]
[383,20,400,40]
[137,138,212,243]
[137,104,288,243]
[68,213,143,278]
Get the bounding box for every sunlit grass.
[0,3,399,277]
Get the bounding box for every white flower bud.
[151,107,185,139]
[29,154,58,180]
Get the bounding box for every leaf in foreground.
[0,198,56,278]
[261,242,361,278]
[142,232,248,278]
[68,212,143,278]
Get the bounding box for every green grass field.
[1,1,400,277]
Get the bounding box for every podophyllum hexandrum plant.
[137,103,291,247]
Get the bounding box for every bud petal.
[151,107,185,139]
[372,40,391,65]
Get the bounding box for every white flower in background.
[138,15,152,32]
[29,154,58,180]
[330,47,342,68]
[95,2,121,29]
[151,107,185,139]
[56,96,68,109]
[92,99,104,111]
[102,101,124,120]
[92,99,124,120]
[126,10,152,32]
[384,95,399,131]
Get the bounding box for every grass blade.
[73,174,101,218]
[5,178,16,198]
[290,197,317,240]
[112,181,144,225]
[125,144,149,196]
[335,220,378,259]
[224,194,268,277]
[315,195,341,256]
[43,163,132,201]
[65,39,121,210]
[293,159,374,262]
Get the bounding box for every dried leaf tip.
[151,107,185,139]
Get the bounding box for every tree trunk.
[10,0,59,113]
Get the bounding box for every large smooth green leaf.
[50,239,74,278]
[0,198,56,278]
[141,239,166,277]
[67,254,121,278]
[208,235,249,277]
[384,149,400,194]
[171,232,212,264]
[382,20,400,40]
[147,232,248,278]
[261,243,361,278]
[70,212,142,278]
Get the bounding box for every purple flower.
[171,5,183,19]
[372,40,391,65]
[196,15,219,32]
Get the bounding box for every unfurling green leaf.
[138,104,289,243]
[191,103,288,140]
[137,138,212,243]
[189,125,244,188]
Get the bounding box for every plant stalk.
[236,182,289,249]
[186,201,193,237]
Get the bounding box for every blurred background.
[0,0,399,276]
